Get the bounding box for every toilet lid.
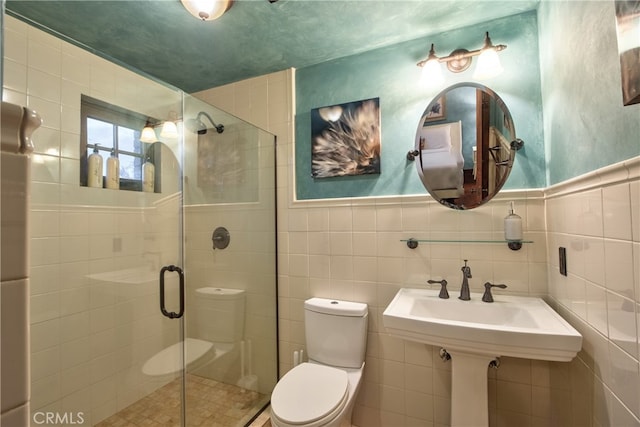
[271,363,349,425]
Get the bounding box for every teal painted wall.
[538,1,640,185]
[295,11,544,200]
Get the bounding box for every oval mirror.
[414,82,523,210]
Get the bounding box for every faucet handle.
[461,260,472,278]
[428,279,449,299]
[482,282,507,303]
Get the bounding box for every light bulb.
[140,125,157,143]
[421,58,444,87]
[160,121,179,139]
[473,48,504,80]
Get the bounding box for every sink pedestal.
[448,350,496,427]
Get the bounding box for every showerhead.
[185,111,224,134]
[184,118,207,134]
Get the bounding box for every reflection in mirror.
[415,82,522,209]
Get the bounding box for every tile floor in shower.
[95,374,268,427]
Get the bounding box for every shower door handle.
[159,265,185,319]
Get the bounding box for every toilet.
[143,287,245,377]
[270,298,368,427]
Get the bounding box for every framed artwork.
[311,97,381,178]
[424,96,446,122]
[615,0,640,106]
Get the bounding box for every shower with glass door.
[2,10,279,422]
[95,95,278,427]
[53,96,275,426]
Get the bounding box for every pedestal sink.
[382,288,582,427]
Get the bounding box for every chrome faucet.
[459,260,472,301]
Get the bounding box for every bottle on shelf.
[106,148,120,189]
[142,153,155,193]
[87,144,103,188]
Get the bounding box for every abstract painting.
[311,98,381,178]
[615,0,640,106]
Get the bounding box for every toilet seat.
[271,363,349,426]
[142,338,233,376]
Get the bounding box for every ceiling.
[5,0,539,93]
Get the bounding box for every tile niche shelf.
[401,238,533,251]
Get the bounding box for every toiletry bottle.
[142,154,155,193]
[106,148,120,189]
[87,144,103,188]
[504,201,523,241]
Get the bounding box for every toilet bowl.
[270,298,368,427]
[270,362,363,427]
[142,287,244,377]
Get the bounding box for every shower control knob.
[212,227,230,250]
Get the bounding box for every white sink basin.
[383,288,582,361]
[383,288,582,427]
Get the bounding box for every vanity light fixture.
[140,120,157,143]
[417,32,507,81]
[181,0,233,21]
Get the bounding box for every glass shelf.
[401,238,533,250]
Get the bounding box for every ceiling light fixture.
[180,0,234,21]
[417,32,507,82]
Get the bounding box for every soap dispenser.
[106,148,120,189]
[504,201,523,250]
[142,153,155,193]
[87,144,103,188]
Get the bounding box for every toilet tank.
[304,298,368,369]
[193,287,245,343]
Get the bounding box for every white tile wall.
[546,157,640,426]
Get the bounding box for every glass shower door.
[181,95,278,426]
[84,140,187,426]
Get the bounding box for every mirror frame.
[414,82,523,210]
